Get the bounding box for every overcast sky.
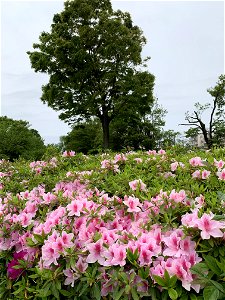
[1,1,224,144]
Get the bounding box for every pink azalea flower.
[129,179,146,191]
[179,237,196,256]
[113,154,127,163]
[168,259,193,291]
[169,190,186,203]
[197,213,224,239]
[163,231,181,257]
[76,256,88,273]
[62,151,75,157]
[53,237,64,252]
[42,242,60,267]
[19,212,33,227]
[24,202,37,214]
[201,170,210,179]
[217,168,225,180]
[42,192,56,204]
[147,150,157,155]
[187,251,202,266]
[171,162,179,172]
[163,172,176,178]
[181,210,199,228]
[158,149,166,155]
[134,158,143,164]
[139,245,153,266]
[63,268,79,287]
[86,240,105,265]
[61,231,74,248]
[214,159,225,169]
[101,230,118,245]
[189,157,204,167]
[104,244,127,267]
[192,170,201,179]
[67,200,83,217]
[150,263,165,278]
[194,194,205,208]
[101,160,111,169]
[123,196,141,213]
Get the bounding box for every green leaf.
[190,294,198,300]
[191,262,208,277]
[38,282,52,297]
[13,287,24,295]
[203,285,220,300]
[120,272,129,283]
[168,288,178,300]
[149,287,158,300]
[153,275,167,287]
[125,284,131,294]
[59,289,72,296]
[203,255,222,275]
[169,275,177,287]
[93,283,101,300]
[164,270,170,285]
[51,282,60,299]
[114,288,125,300]
[131,287,139,300]
[33,233,44,243]
[209,280,225,294]
[162,290,168,300]
[213,214,225,221]
[26,237,36,246]
[79,283,89,296]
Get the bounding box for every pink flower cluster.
[101,159,120,173]
[192,169,211,179]
[1,149,225,297]
[171,161,185,172]
[189,157,204,167]
[182,211,224,239]
[147,149,166,156]
[62,150,75,157]
[129,179,147,191]
[30,158,57,174]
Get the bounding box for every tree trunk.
[101,112,110,150]
[200,122,211,149]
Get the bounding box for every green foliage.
[27,0,155,148]
[0,116,45,161]
[60,120,102,154]
[60,100,169,152]
[110,99,167,151]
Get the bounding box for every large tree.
[27,0,155,149]
[180,75,225,148]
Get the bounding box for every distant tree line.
[0,116,46,161]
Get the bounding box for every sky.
[1,0,224,144]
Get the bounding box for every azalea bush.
[0,147,225,299]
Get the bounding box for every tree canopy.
[0,116,46,161]
[27,0,155,149]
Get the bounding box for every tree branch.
[209,93,219,140]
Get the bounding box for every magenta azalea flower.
[7,251,27,280]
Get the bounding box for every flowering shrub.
[0,148,225,299]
